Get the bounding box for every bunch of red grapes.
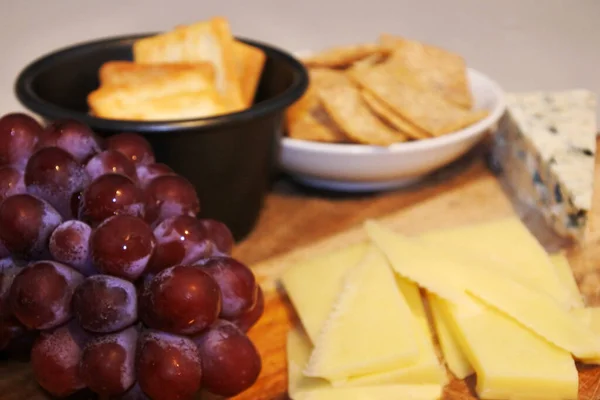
[0,113,264,400]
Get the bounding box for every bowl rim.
[14,33,309,133]
[281,67,506,155]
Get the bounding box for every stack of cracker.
[286,35,488,146]
[88,17,265,121]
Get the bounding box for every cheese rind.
[490,90,597,241]
[365,220,600,360]
[304,246,419,380]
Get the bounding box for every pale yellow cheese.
[365,220,600,360]
[304,246,419,380]
[281,243,369,343]
[419,217,576,308]
[549,252,584,308]
[428,294,474,379]
[337,277,446,387]
[287,328,442,400]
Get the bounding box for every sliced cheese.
[287,328,442,400]
[337,277,446,387]
[281,243,369,342]
[549,252,584,308]
[419,217,575,308]
[304,246,419,380]
[440,297,578,400]
[428,294,473,380]
[365,220,600,360]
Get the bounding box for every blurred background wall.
[1,0,598,117]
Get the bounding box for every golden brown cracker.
[353,66,487,136]
[287,109,348,143]
[379,34,473,109]
[133,17,244,111]
[360,90,428,140]
[302,44,391,69]
[317,84,407,146]
[233,41,266,107]
[99,61,215,87]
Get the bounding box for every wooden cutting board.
[237,160,600,399]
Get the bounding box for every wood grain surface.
[2,143,600,399]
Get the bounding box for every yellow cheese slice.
[428,293,473,380]
[549,252,584,308]
[337,277,446,387]
[419,217,576,308]
[365,220,600,360]
[287,328,442,400]
[281,243,369,343]
[304,245,419,380]
[439,297,578,400]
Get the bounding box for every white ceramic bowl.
[278,67,506,192]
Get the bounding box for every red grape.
[106,383,150,400]
[25,147,89,219]
[0,113,43,168]
[148,215,218,274]
[0,166,26,203]
[0,265,18,318]
[0,194,62,259]
[136,331,202,400]
[0,316,26,351]
[145,175,200,224]
[230,286,264,333]
[140,265,221,335]
[80,174,145,226]
[31,321,89,397]
[72,275,137,333]
[136,163,174,189]
[107,133,155,166]
[49,220,95,276]
[199,256,258,319]
[193,320,261,397]
[80,326,137,396]
[198,218,234,255]
[91,215,155,281]
[39,119,101,163]
[85,150,138,182]
[10,261,83,329]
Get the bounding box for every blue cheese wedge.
[491,90,597,240]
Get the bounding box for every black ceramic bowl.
[15,33,308,240]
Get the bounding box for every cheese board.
[234,139,600,400]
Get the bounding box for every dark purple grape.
[136,163,174,189]
[30,321,89,397]
[9,261,83,329]
[91,215,155,281]
[85,150,138,182]
[72,275,137,333]
[49,220,95,275]
[0,113,43,168]
[0,265,19,318]
[0,316,26,351]
[80,326,137,396]
[230,286,264,333]
[0,194,62,259]
[140,265,221,335]
[106,383,150,400]
[0,166,26,203]
[199,256,258,319]
[197,219,234,255]
[193,320,261,397]
[107,133,155,166]
[145,175,200,224]
[25,147,89,218]
[39,119,101,163]
[80,174,145,226]
[137,331,202,400]
[148,215,217,274]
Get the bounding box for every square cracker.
[133,17,244,111]
[379,34,473,109]
[317,83,407,146]
[302,43,391,69]
[99,61,215,87]
[351,65,487,136]
[233,41,266,107]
